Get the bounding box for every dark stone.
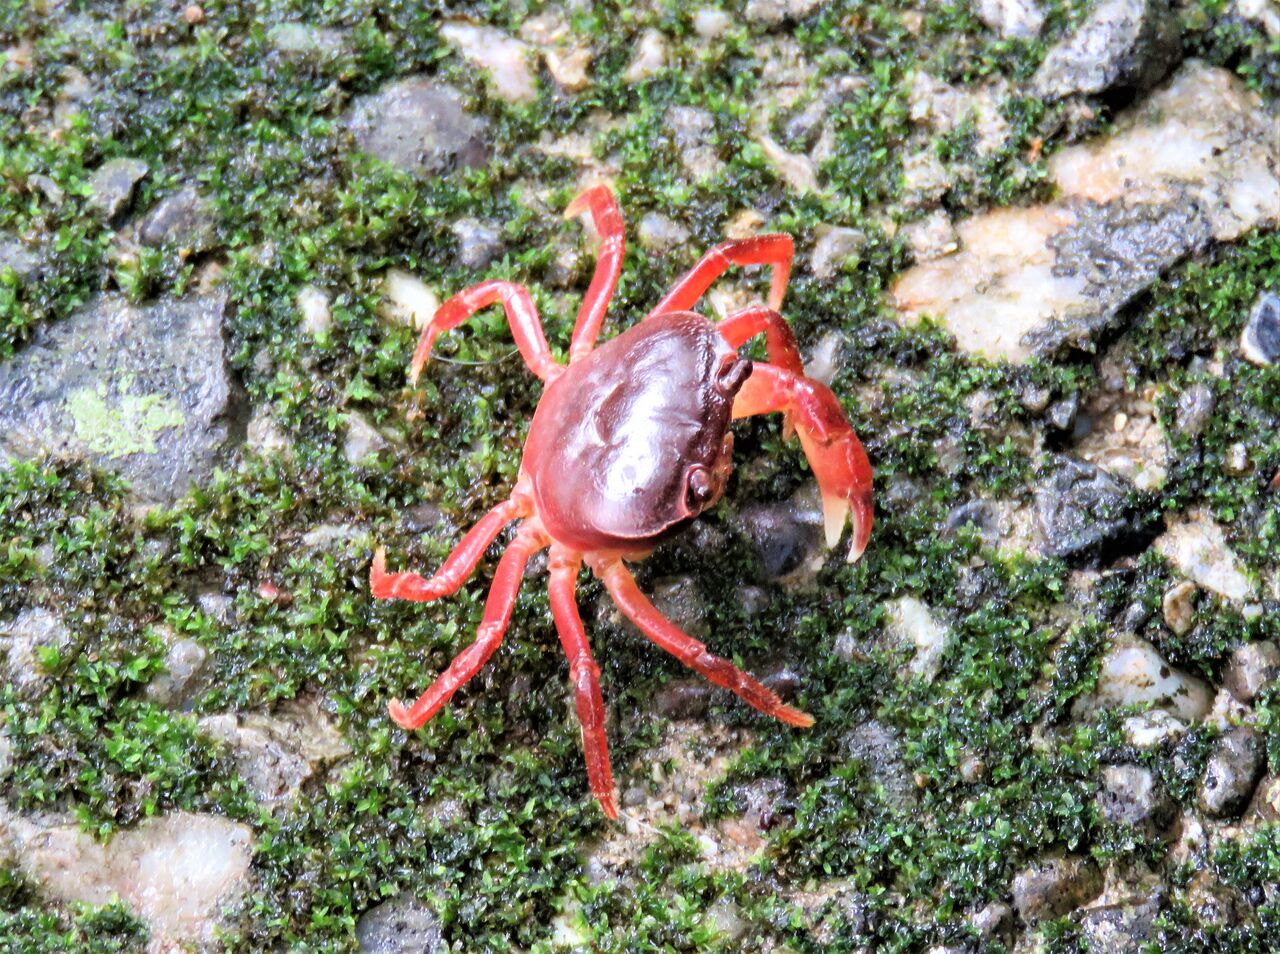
[451,217,503,270]
[88,157,149,223]
[760,662,803,701]
[0,293,238,504]
[737,499,823,579]
[1241,292,1280,366]
[1029,201,1212,356]
[139,185,218,251]
[1046,392,1080,431]
[654,679,713,719]
[1011,854,1104,923]
[842,720,916,809]
[1199,726,1264,817]
[346,77,488,176]
[356,893,443,954]
[1033,0,1182,99]
[1036,455,1156,566]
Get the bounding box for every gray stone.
[1028,200,1213,356]
[1011,854,1103,923]
[144,635,209,708]
[842,720,916,809]
[737,497,824,580]
[648,576,709,639]
[1223,640,1280,704]
[637,212,691,253]
[654,679,714,720]
[1241,292,1280,366]
[451,217,503,270]
[1036,456,1154,566]
[1199,726,1264,817]
[968,901,1014,943]
[139,185,217,250]
[1033,0,1181,99]
[268,23,346,57]
[1175,383,1215,437]
[810,226,867,280]
[88,157,149,222]
[0,232,40,281]
[1097,764,1173,836]
[346,77,488,176]
[0,293,236,505]
[1079,892,1162,952]
[356,893,443,954]
[1,607,73,688]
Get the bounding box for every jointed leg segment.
[598,560,814,728]
[717,305,805,375]
[548,548,617,818]
[384,524,548,730]
[565,185,625,361]
[647,234,794,319]
[410,280,560,384]
[371,498,527,603]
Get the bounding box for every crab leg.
[733,363,873,562]
[410,281,560,384]
[371,498,527,603]
[597,560,814,728]
[548,548,618,819]
[564,185,625,362]
[387,524,548,730]
[647,234,794,319]
[717,305,805,374]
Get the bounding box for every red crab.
[371,186,872,818]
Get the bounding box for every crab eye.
[685,465,715,509]
[716,355,752,396]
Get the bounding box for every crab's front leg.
[733,363,873,561]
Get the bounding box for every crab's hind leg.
[597,559,814,728]
[386,523,548,730]
[371,497,527,603]
[733,363,873,562]
[410,280,559,384]
[647,234,794,319]
[564,185,625,362]
[548,547,618,819]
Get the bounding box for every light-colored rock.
[545,46,591,92]
[297,284,331,338]
[975,0,1045,37]
[1,810,252,948]
[345,77,488,176]
[758,134,820,194]
[1012,855,1103,923]
[380,269,439,331]
[199,696,350,804]
[637,212,691,253]
[693,7,733,38]
[1154,510,1253,602]
[1223,640,1280,704]
[440,22,535,103]
[344,411,388,464]
[1199,726,1263,817]
[1122,710,1187,748]
[892,62,1280,363]
[901,210,959,263]
[1033,0,1180,99]
[1162,580,1197,636]
[1241,291,1280,366]
[883,597,950,682]
[1073,636,1212,722]
[667,105,722,182]
[144,631,208,707]
[357,892,444,953]
[809,225,866,280]
[623,29,667,83]
[2,608,72,687]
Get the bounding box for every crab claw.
[735,365,874,561]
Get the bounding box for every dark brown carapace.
[371,186,873,819]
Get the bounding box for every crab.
[371,185,873,818]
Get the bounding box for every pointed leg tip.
[370,547,389,595]
[598,792,619,820]
[387,699,415,729]
[779,706,815,728]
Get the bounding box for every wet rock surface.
[1035,456,1154,565]
[1011,854,1104,923]
[138,184,217,250]
[1033,0,1181,99]
[356,893,444,954]
[1199,726,1264,817]
[0,293,236,504]
[345,77,488,176]
[87,157,148,222]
